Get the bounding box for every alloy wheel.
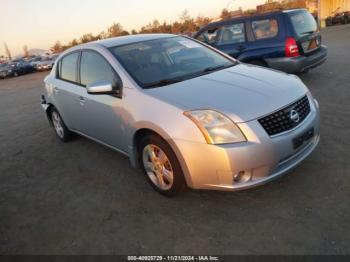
[142,144,174,190]
[52,111,64,139]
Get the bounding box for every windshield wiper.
[201,62,235,74]
[300,30,316,35]
[143,77,185,88]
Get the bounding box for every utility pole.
[4,43,12,60]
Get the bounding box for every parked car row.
[0,61,36,79]
[326,10,350,26]
[0,55,58,79]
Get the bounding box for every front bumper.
[172,95,320,191]
[0,71,10,78]
[265,45,328,74]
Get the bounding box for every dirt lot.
[0,25,349,255]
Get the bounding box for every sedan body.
[36,59,55,71]
[0,64,13,79]
[41,34,320,195]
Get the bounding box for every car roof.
[88,34,176,48]
[196,8,306,33]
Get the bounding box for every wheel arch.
[45,103,54,125]
[130,125,194,188]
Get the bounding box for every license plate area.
[293,128,314,149]
[301,35,321,53]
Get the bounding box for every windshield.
[290,10,318,36]
[109,36,236,88]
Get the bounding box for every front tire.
[139,134,187,196]
[50,108,74,142]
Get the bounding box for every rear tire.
[50,107,74,142]
[139,134,187,196]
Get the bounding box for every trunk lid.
[288,10,321,56]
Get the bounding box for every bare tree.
[195,15,212,28]
[4,43,11,60]
[23,45,29,58]
[70,39,79,46]
[51,41,63,53]
[107,23,129,37]
[179,10,191,22]
[80,33,99,43]
[220,8,232,20]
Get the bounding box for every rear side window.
[290,11,317,36]
[217,23,246,45]
[252,19,279,40]
[58,52,79,83]
[80,50,120,87]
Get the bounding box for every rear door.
[288,10,321,56]
[247,15,285,61]
[52,51,85,130]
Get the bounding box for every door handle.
[53,87,60,94]
[79,96,87,105]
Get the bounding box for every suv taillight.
[285,37,300,57]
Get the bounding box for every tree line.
[50,10,222,53]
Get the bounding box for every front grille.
[258,95,310,136]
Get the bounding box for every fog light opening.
[233,171,245,182]
[233,170,251,183]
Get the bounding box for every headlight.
[184,110,246,144]
[7,70,12,73]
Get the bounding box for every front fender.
[128,121,195,188]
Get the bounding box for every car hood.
[146,64,309,123]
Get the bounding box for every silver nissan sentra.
[41,34,320,196]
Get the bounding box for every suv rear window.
[252,19,278,40]
[290,11,317,36]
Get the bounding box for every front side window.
[109,36,236,88]
[58,52,79,83]
[252,19,279,40]
[196,28,220,44]
[80,50,120,88]
[217,23,246,45]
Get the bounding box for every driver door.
[77,50,127,152]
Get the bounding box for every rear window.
[252,19,279,40]
[290,11,317,36]
[58,52,79,83]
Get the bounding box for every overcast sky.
[0,0,264,56]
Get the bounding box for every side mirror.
[86,80,120,95]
